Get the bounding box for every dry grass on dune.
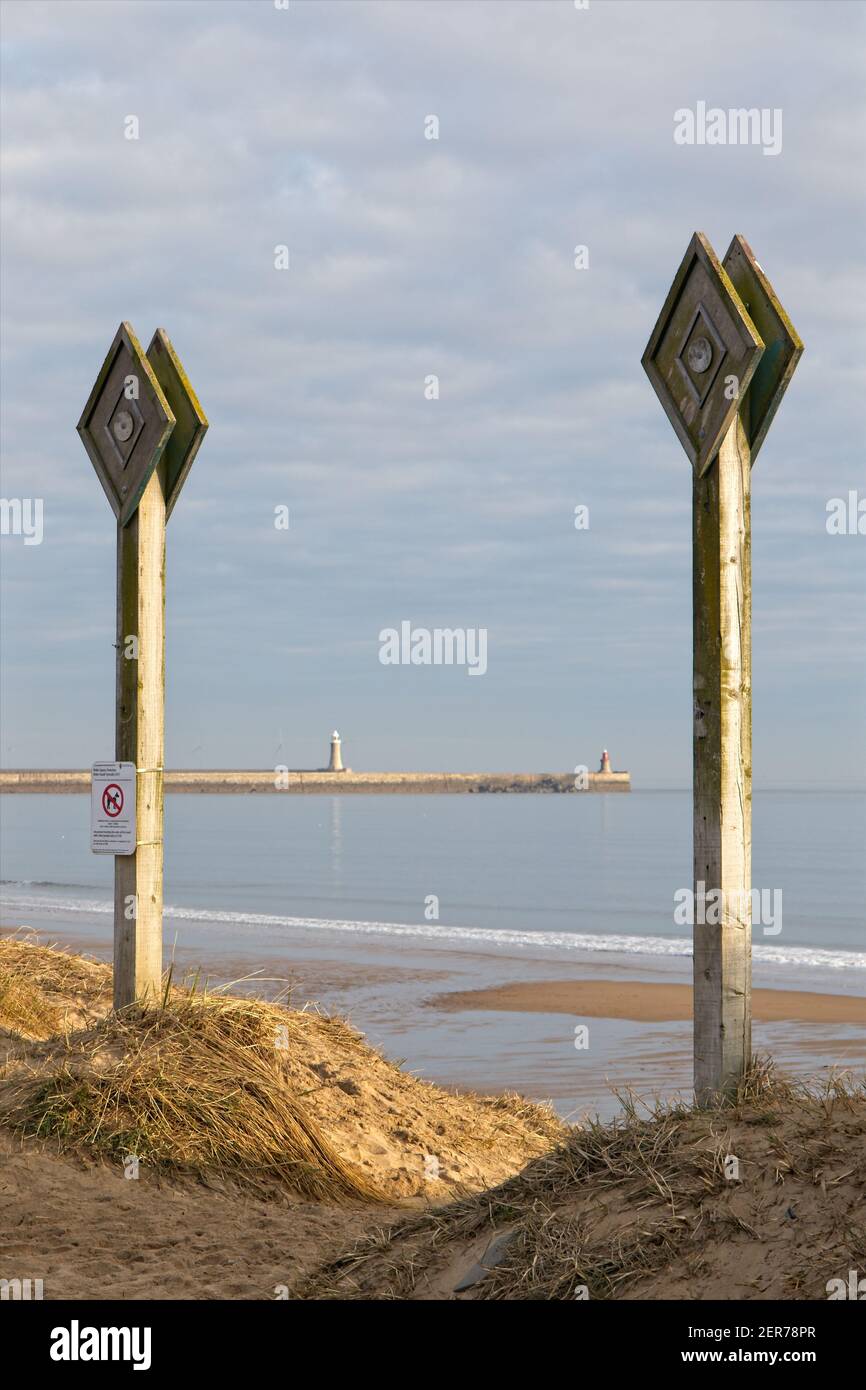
[299,1062,866,1301]
[0,936,110,1040]
[0,963,63,1040]
[0,937,565,1206]
[0,989,388,1204]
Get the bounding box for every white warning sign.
[91,761,136,855]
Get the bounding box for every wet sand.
[431,978,866,1025]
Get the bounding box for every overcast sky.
[1,0,863,786]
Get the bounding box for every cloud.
[0,0,863,784]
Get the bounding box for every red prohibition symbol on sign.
[102,784,124,817]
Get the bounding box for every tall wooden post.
[114,461,167,1007]
[692,413,751,1103]
[78,322,208,1010]
[642,233,801,1104]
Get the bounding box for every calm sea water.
[2,790,864,964]
[2,790,864,1117]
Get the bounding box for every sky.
[0,0,863,787]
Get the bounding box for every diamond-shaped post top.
[77,322,175,526]
[722,235,803,463]
[146,329,208,520]
[642,233,765,476]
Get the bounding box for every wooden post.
[692,412,752,1102]
[114,460,166,1008]
[643,233,802,1105]
[78,322,207,1011]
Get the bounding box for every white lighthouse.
[328,730,345,772]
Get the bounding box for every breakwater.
[0,770,630,794]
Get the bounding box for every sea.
[2,789,864,1119]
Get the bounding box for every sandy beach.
[2,936,863,1304]
[431,979,866,1025]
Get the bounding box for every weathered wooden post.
[78,324,208,1007]
[642,234,802,1102]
